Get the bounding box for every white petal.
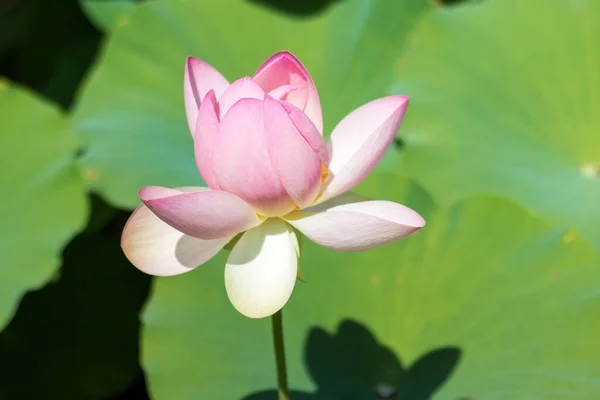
[121,204,231,276]
[284,192,424,252]
[225,219,298,318]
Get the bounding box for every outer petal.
[122,187,231,276]
[225,219,299,318]
[139,186,261,239]
[212,98,295,216]
[316,96,409,204]
[194,90,220,189]
[284,192,424,252]
[184,57,229,135]
[263,97,322,208]
[253,51,323,134]
[217,77,265,120]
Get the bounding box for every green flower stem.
[271,310,289,400]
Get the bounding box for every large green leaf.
[142,175,600,399]
[0,81,87,330]
[72,0,433,208]
[79,0,144,32]
[393,0,600,251]
[243,320,460,399]
[0,230,150,399]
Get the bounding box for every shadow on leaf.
[0,206,151,399]
[247,0,342,17]
[244,320,461,399]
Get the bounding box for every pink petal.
[268,85,296,100]
[217,77,265,120]
[184,57,229,135]
[284,192,424,251]
[316,96,409,205]
[211,98,295,216]
[139,186,261,239]
[122,187,231,276]
[253,51,323,134]
[281,101,329,166]
[194,90,220,189]
[263,97,322,208]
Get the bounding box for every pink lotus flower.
[122,51,425,318]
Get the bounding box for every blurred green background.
[0,0,599,399]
